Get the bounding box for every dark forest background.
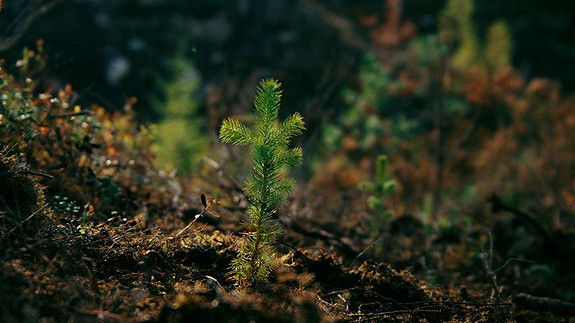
[2,0,575,113]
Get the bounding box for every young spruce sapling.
[359,155,397,220]
[219,79,305,288]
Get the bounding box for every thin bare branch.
[0,0,66,51]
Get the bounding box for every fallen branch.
[512,293,575,315]
[350,300,512,322]
[358,300,513,308]
[350,306,445,322]
[174,194,220,237]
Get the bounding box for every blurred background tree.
[151,44,206,175]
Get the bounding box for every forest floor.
[2,161,575,323]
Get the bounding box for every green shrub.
[0,43,165,224]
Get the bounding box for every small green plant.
[50,195,95,233]
[359,155,397,220]
[219,79,305,288]
[152,47,207,174]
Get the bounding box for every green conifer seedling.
[219,79,305,288]
[359,155,397,220]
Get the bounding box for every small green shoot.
[359,154,397,220]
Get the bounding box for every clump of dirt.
[159,281,322,322]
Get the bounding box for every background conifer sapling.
[219,79,305,288]
[359,155,397,220]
